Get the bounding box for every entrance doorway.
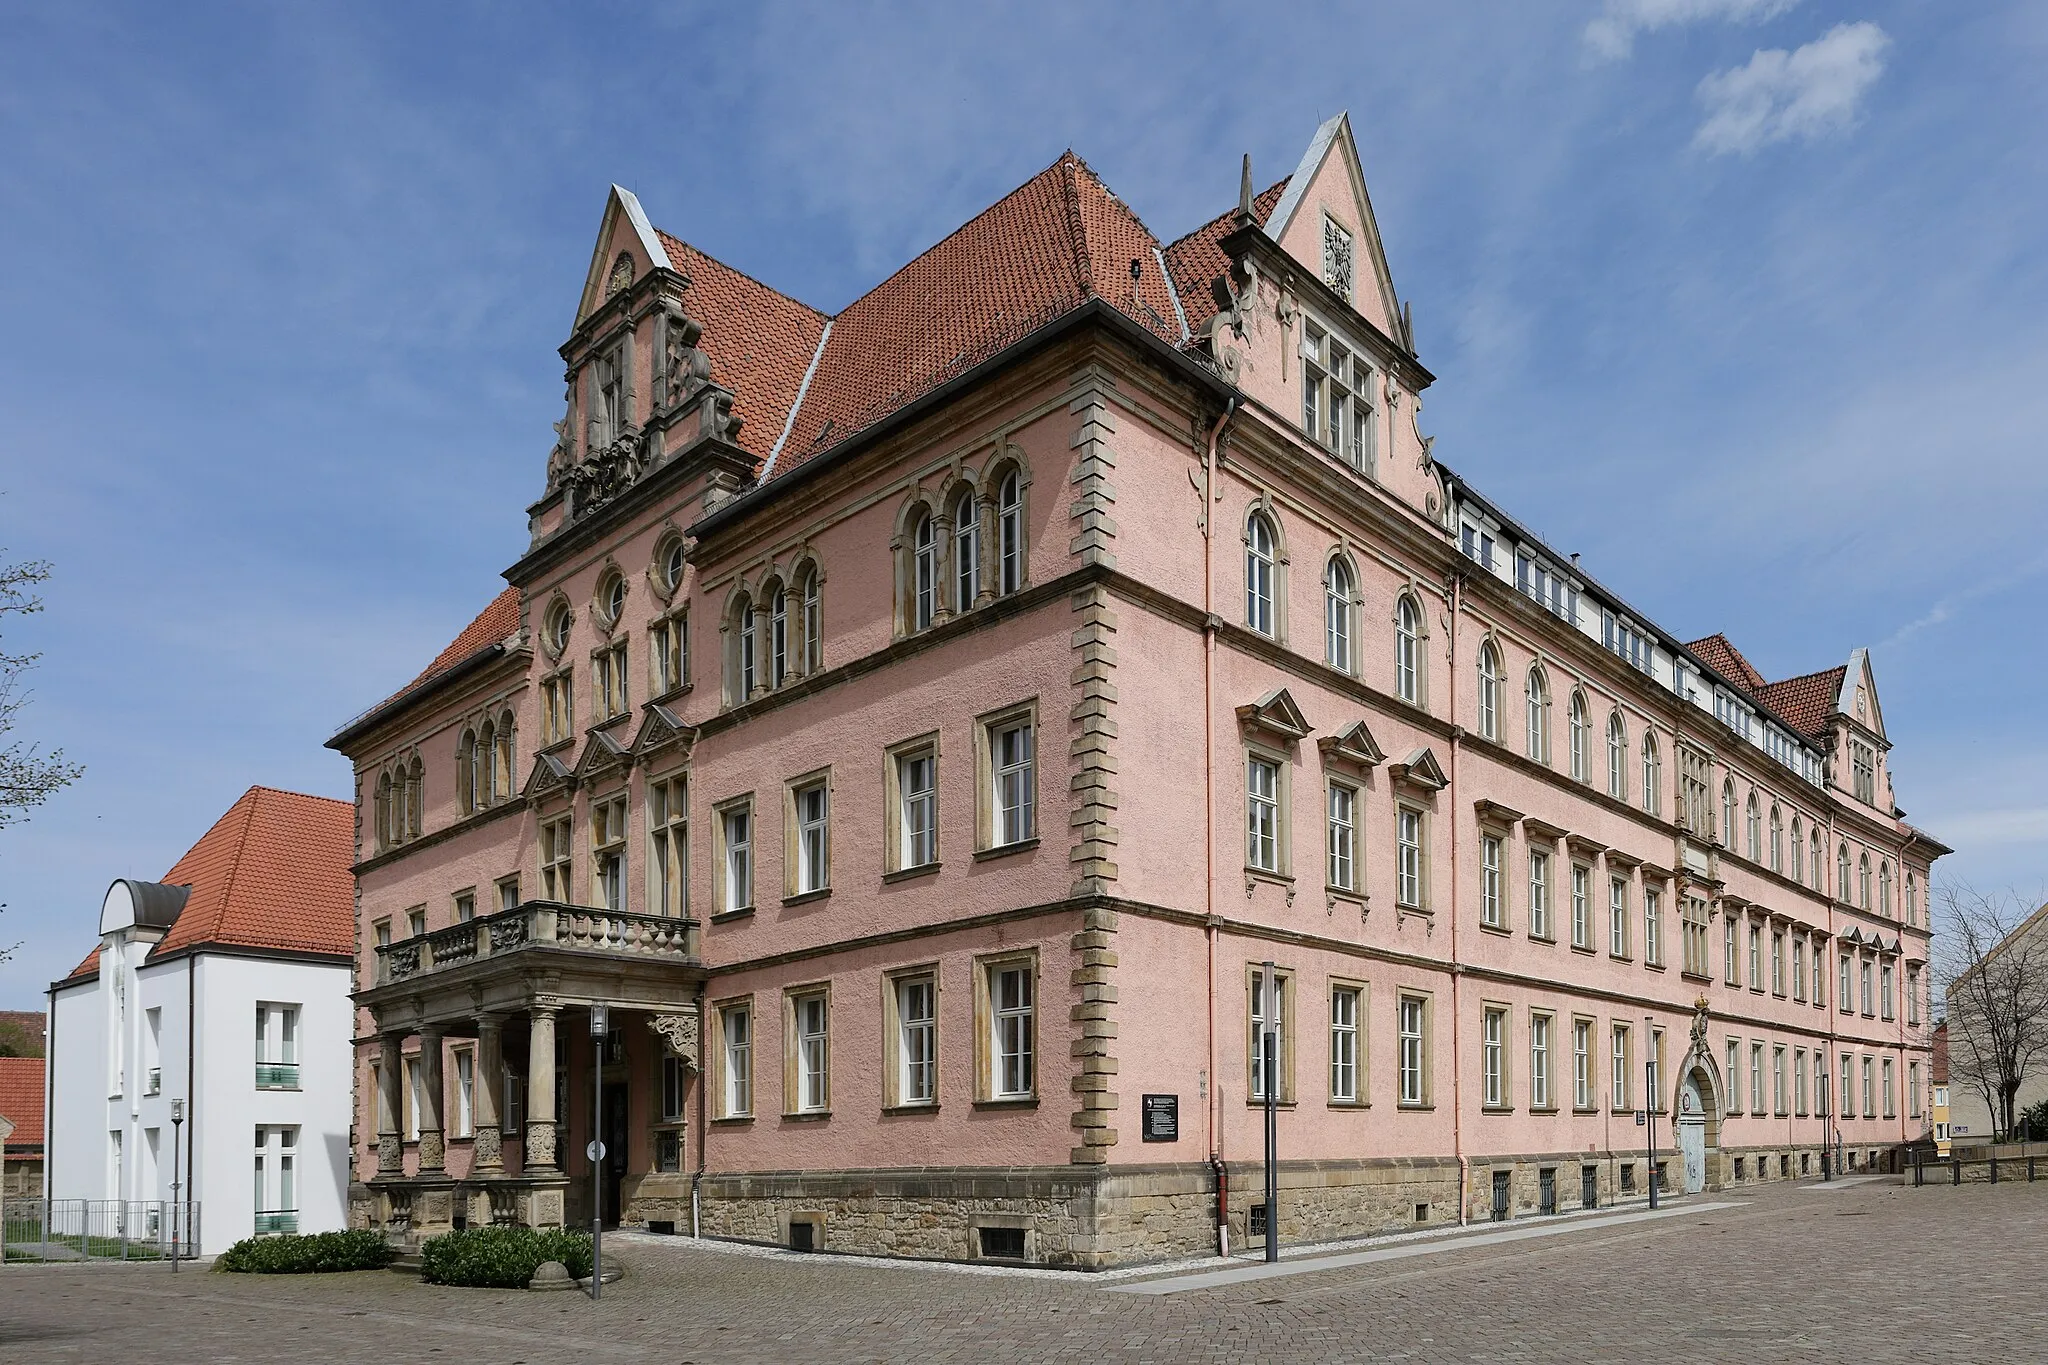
[601,1081,628,1227]
[1677,1067,1716,1194]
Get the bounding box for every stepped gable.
[58,786,356,984]
[764,151,1181,478]
[655,234,830,464]
[1687,633,1767,695]
[1163,177,1290,338]
[1756,666,1847,740]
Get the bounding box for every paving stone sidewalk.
[1,1179,2039,1363]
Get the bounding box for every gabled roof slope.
[0,1057,43,1150]
[768,152,1181,476]
[58,786,356,985]
[1756,665,1847,740]
[1686,634,1767,695]
[1165,178,1289,339]
[399,587,522,698]
[656,234,830,463]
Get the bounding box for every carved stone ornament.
[1689,994,1711,1059]
[607,251,635,297]
[1322,217,1355,302]
[649,1011,701,1068]
[662,311,713,408]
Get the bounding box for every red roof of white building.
[0,1057,45,1152]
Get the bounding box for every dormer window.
[1322,216,1355,302]
[1299,319,1376,475]
[1851,742,1875,803]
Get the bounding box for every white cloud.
[1693,22,1891,155]
[1584,0,1800,62]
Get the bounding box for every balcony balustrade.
[375,900,699,985]
[254,1062,300,1088]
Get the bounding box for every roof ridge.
[1059,152,1093,298]
[242,785,351,808]
[201,789,264,942]
[1765,663,1846,688]
[654,230,829,323]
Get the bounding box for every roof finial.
[1234,153,1255,229]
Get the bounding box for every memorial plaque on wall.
[1141,1093,1179,1141]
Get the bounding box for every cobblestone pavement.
[2,1179,2041,1363]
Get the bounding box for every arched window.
[375,772,392,850]
[1879,861,1892,917]
[1790,816,1804,882]
[661,538,687,595]
[1811,829,1823,891]
[1606,711,1627,799]
[1906,871,1917,924]
[494,711,515,800]
[1245,513,1276,636]
[1641,732,1660,814]
[997,469,1024,595]
[1394,595,1422,704]
[1769,807,1783,873]
[476,719,496,806]
[1324,557,1355,673]
[911,512,937,631]
[1837,844,1850,901]
[769,582,789,688]
[1568,691,1588,782]
[1526,668,1549,762]
[1859,853,1872,909]
[1723,781,1738,847]
[1745,795,1761,862]
[1476,643,1501,742]
[953,489,981,612]
[800,567,822,673]
[457,729,478,814]
[735,593,758,699]
[407,758,424,840]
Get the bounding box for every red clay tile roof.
[657,235,830,463]
[1686,634,1767,694]
[1164,178,1289,339]
[395,587,522,698]
[57,786,356,986]
[0,1057,43,1150]
[765,152,1184,477]
[1755,665,1845,740]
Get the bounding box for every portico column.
[376,1033,404,1175]
[525,1005,560,1171]
[472,1014,505,1173]
[416,1025,447,1173]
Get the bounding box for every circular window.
[545,603,571,655]
[601,573,627,623]
[663,539,686,593]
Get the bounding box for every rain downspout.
[1445,570,1468,1223]
[1202,396,1237,1257]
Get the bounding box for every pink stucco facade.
[334,117,1943,1266]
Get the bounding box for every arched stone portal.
[1676,1060,1723,1194]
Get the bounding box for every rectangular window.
[454,1049,474,1139]
[659,1053,686,1123]
[1480,835,1503,929]
[593,640,629,720]
[1573,1018,1593,1110]
[1643,887,1662,967]
[496,876,520,914]
[1329,984,1361,1103]
[454,890,475,923]
[1681,898,1709,977]
[1530,1013,1552,1110]
[896,746,938,871]
[591,795,627,910]
[1907,967,1921,1026]
[255,1004,301,1088]
[1725,917,1739,985]
[1748,924,1762,990]
[1851,743,1875,803]
[1862,1056,1875,1118]
[1880,962,1895,1022]
[1839,953,1853,1014]
[1861,961,1874,1016]
[791,777,830,895]
[408,907,426,938]
[718,1003,751,1118]
[541,671,573,745]
[1771,930,1786,996]
[1609,877,1629,959]
[1611,1024,1630,1110]
[895,974,937,1106]
[1773,1045,1787,1115]
[252,1126,299,1234]
[1882,1058,1895,1118]
[1795,1048,1809,1115]
[650,611,688,695]
[1398,994,1429,1107]
[648,775,688,917]
[1908,1060,1921,1118]
[1529,849,1552,940]
[985,710,1037,848]
[540,816,572,901]
[1481,1006,1506,1109]
[1751,1043,1765,1114]
[791,991,830,1114]
[1249,968,1288,1102]
[988,960,1037,1100]
[1327,783,1357,891]
[1726,1038,1743,1114]
[717,801,753,913]
[1397,808,1425,908]
[1841,1052,1854,1121]
[1571,864,1591,949]
[1247,756,1282,873]
[1792,938,1806,1001]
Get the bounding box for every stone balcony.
[373,900,699,988]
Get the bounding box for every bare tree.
[0,547,84,961]
[1935,883,2048,1139]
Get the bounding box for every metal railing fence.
[0,1199,201,1264]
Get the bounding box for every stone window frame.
[1480,1001,1511,1113]
[539,668,575,747]
[1394,801,1430,911]
[1244,741,1292,880]
[975,949,1039,1106]
[648,604,689,700]
[1609,1021,1632,1114]
[1396,988,1434,1110]
[538,815,573,902]
[1750,1041,1766,1115]
[1477,827,1506,932]
[1243,505,1285,641]
[1392,591,1428,707]
[646,769,688,918]
[1529,1008,1557,1113]
[710,995,754,1121]
[590,791,628,911]
[1569,861,1593,952]
[1325,776,1360,895]
[1794,1046,1810,1116]
[493,874,520,914]
[1571,1015,1597,1113]
[783,767,833,902]
[1642,884,1663,969]
[1525,665,1551,764]
[1773,1044,1789,1116]
[591,564,630,636]
[1725,1037,1744,1115]
[1566,689,1589,783]
[1327,977,1367,1108]
[1607,873,1631,962]
[783,982,833,1118]
[1771,928,1787,997]
[1323,548,1360,675]
[882,963,941,1111]
[1245,962,1298,1106]
[449,1045,476,1140]
[1527,843,1554,943]
[883,731,941,877]
[975,699,1039,855]
[1475,639,1503,743]
[712,793,755,917]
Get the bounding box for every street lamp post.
[169,1099,185,1271]
[1644,1016,1658,1210]
[589,1005,607,1301]
[1261,960,1278,1264]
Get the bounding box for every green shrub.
[419,1226,593,1288]
[217,1229,395,1274]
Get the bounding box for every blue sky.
[2,1,2043,1006]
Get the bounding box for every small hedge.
[218,1229,395,1274]
[419,1226,593,1288]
